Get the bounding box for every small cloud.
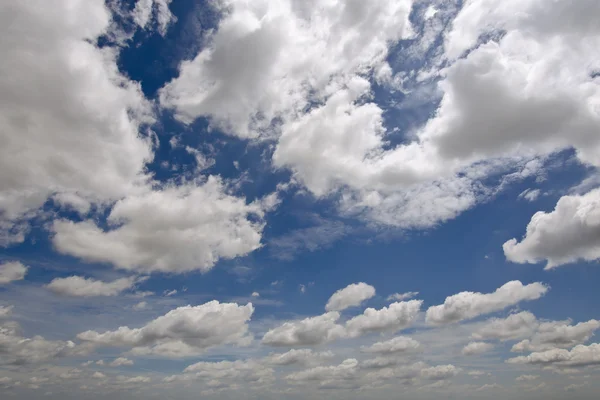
[299,284,306,293]
[163,289,178,297]
[133,301,147,311]
[387,291,419,302]
[251,292,260,297]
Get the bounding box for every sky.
[1,0,600,399]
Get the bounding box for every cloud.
[0,0,154,245]
[462,342,494,356]
[387,292,419,302]
[262,312,346,347]
[77,301,254,357]
[360,336,420,354]
[0,321,75,365]
[133,301,147,311]
[52,178,270,274]
[132,0,174,35]
[109,358,134,367]
[46,276,143,297]
[504,188,600,269]
[0,262,28,284]
[420,364,461,380]
[425,281,548,325]
[0,306,13,318]
[507,343,600,368]
[264,349,334,366]
[472,311,539,341]
[325,282,376,312]
[251,292,260,298]
[516,375,539,382]
[518,189,541,202]
[286,359,359,383]
[511,319,600,353]
[182,359,273,384]
[345,300,422,337]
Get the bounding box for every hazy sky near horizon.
[1,0,600,399]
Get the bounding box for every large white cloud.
[160,0,413,138]
[507,343,600,368]
[325,282,376,312]
[0,262,28,285]
[345,300,422,337]
[46,276,144,297]
[472,311,540,341]
[77,301,254,357]
[52,177,272,274]
[0,321,75,365]
[0,0,155,245]
[462,342,494,356]
[426,281,548,325]
[511,319,600,353]
[262,312,346,347]
[504,189,600,269]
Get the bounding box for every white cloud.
[325,282,376,312]
[361,336,420,354]
[387,292,419,302]
[118,375,151,384]
[345,300,422,337]
[511,319,600,353]
[264,349,334,366]
[473,311,539,341]
[507,343,600,368]
[262,312,346,347]
[0,0,154,245]
[286,359,359,383]
[462,342,494,356]
[164,289,178,297]
[46,276,143,297]
[132,0,174,35]
[52,178,271,274]
[420,364,461,380]
[516,375,539,382]
[0,306,13,318]
[133,301,147,311]
[504,188,600,269]
[0,262,28,285]
[109,358,134,367]
[183,359,273,384]
[0,321,75,365]
[160,0,413,139]
[518,189,541,202]
[77,301,254,357]
[251,292,260,298]
[425,281,548,325]
[92,372,106,379]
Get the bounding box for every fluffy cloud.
[507,343,600,368]
[473,311,539,341]
[462,342,494,356]
[0,306,13,318]
[0,321,75,365]
[52,178,270,274]
[420,364,462,380]
[325,282,376,312]
[132,0,174,35]
[511,319,600,353]
[46,276,143,297]
[264,349,334,366]
[263,300,422,346]
[160,0,413,138]
[426,281,548,325]
[0,262,28,284]
[387,292,419,302]
[361,336,420,354]
[0,0,154,244]
[345,300,422,337]
[262,312,346,347]
[182,359,273,384]
[504,189,600,269]
[109,358,134,367]
[286,359,359,383]
[77,301,254,357]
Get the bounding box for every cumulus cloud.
[0,0,154,244]
[507,343,600,368]
[473,311,540,341]
[132,0,174,35]
[0,321,75,365]
[46,276,144,297]
[0,262,28,284]
[0,306,13,318]
[345,300,422,337]
[511,319,600,353]
[182,359,273,384]
[361,336,420,354]
[264,349,334,367]
[425,281,548,325]
[109,358,134,367]
[286,359,359,383]
[325,282,376,312]
[387,292,419,302]
[462,342,494,356]
[262,312,346,347]
[77,301,254,357]
[420,364,461,380]
[52,178,271,274]
[504,188,600,269]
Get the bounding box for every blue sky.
[1,0,600,399]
